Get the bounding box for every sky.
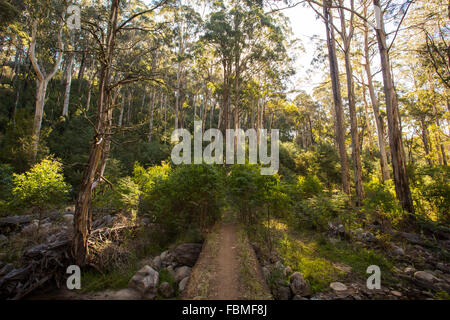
[283,4,328,96]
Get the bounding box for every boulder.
[107,288,142,300]
[159,282,175,298]
[152,256,162,270]
[284,266,293,277]
[330,282,348,292]
[179,277,189,292]
[21,221,39,234]
[175,266,192,283]
[128,265,159,295]
[62,214,73,225]
[166,265,175,276]
[414,271,439,284]
[172,243,202,267]
[404,266,415,274]
[391,245,405,256]
[289,272,310,297]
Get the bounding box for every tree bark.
[323,1,350,194]
[373,0,414,213]
[73,0,120,266]
[339,0,364,204]
[29,19,64,162]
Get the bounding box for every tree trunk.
[363,2,390,181]
[73,0,119,266]
[323,2,350,194]
[339,0,364,204]
[29,19,64,162]
[62,41,75,117]
[373,0,414,213]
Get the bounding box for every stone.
[141,218,151,225]
[62,214,73,225]
[292,295,308,300]
[179,277,189,292]
[172,243,202,267]
[391,245,405,256]
[404,266,415,274]
[160,250,169,261]
[159,282,175,298]
[21,221,39,234]
[0,234,6,242]
[167,265,176,279]
[274,286,291,300]
[289,272,310,297]
[284,266,293,277]
[0,263,14,276]
[391,290,402,297]
[142,292,157,300]
[175,266,192,283]
[262,267,270,281]
[274,261,285,271]
[436,263,450,273]
[414,271,439,284]
[152,256,162,270]
[107,288,142,300]
[330,282,348,292]
[128,265,159,295]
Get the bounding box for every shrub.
[229,164,290,226]
[295,192,351,231]
[12,157,70,218]
[410,165,450,223]
[296,175,323,199]
[141,164,225,235]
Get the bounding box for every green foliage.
[295,192,351,231]
[132,161,172,194]
[363,176,403,225]
[12,157,70,211]
[296,175,323,199]
[141,164,225,234]
[228,164,290,226]
[410,165,450,223]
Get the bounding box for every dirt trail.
[209,223,240,299]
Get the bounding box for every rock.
[175,266,192,283]
[330,282,348,292]
[141,217,151,225]
[292,295,308,300]
[62,214,73,225]
[289,272,310,297]
[179,277,189,292]
[172,243,202,267]
[274,261,285,271]
[391,245,405,256]
[167,265,176,279]
[152,256,162,270]
[262,267,270,281]
[414,271,439,284]
[21,221,39,234]
[391,290,402,297]
[0,234,6,242]
[284,266,293,277]
[128,265,159,295]
[0,263,14,276]
[160,250,169,261]
[159,282,175,298]
[107,288,142,300]
[142,292,157,300]
[436,263,450,273]
[404,266,415,274]
[274,286,291,300]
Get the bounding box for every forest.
[0,0,449,301]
